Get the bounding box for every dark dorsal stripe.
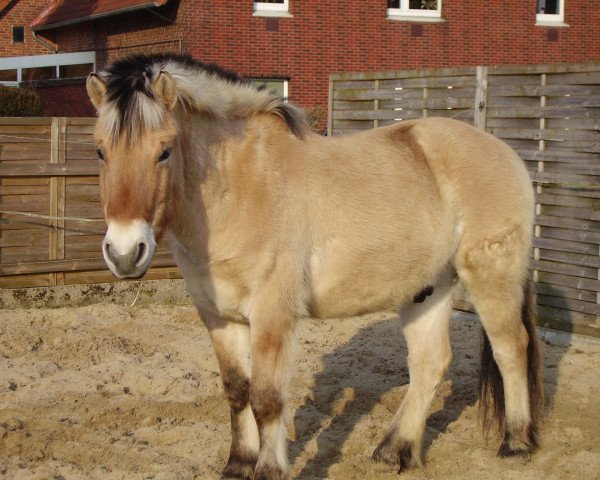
[413,286,434,303]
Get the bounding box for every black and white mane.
[95,53,305,141]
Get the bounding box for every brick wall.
[179,0,600,113]
[2,0,599,119]
[41,1,184,66]
[32,80,96,116]
[0,0,53,56]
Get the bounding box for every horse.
[86,53,542,480]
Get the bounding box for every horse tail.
[479,279,543,435]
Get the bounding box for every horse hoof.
[222,453,256,480]
[372,432,416,471]
[254,463,288,480]
[498,428,536,460]
[497,443,532,460]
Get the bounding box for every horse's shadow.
[289,312,481,479]
[534,283,570,413]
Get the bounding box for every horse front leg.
[203,313,259,480]
[249,295,296,480]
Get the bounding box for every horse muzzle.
[102,220,157,279]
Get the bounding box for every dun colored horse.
[87,54,542,480]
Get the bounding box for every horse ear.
[152,71,177,110]
[86,73,107,110]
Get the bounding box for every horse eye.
[96,147,105,161]
[158,147,172,162]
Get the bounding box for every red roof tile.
[31,0,169,30]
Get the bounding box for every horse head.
[86,58,180,279]
[87,54,304,279]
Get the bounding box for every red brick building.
[1,0,599,120]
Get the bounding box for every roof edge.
[31,2,167,31]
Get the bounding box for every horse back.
[280,120,460,317]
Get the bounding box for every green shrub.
[0,86,44,117]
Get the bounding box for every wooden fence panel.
[2,62,600,336]
[330,62,600,337]
[0,120,53,285]
[0,117,180,288]
[328,66,477,135]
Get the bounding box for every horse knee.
[222,367,251,412]
[250,385,284,426]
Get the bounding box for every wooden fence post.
[533,74,547,290]
[327,79,334,136]
[49,117,66,286]
[474,66,488,130]
[374,79,380,129]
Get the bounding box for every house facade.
[0,0,599,121]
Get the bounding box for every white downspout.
[32,30,58,53]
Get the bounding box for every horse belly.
[308,243,439,319]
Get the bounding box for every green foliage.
[0,86,44,117]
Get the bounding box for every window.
[250,78,288,101]
[387,0,442,19]
[22,66,56,82]
[59,63,94,79]
[12,26,25,43]
[0,69,18,82]
[536,0,566,25]
[254,0,290,17]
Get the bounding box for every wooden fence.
[2,63,600,336]
[0,117,179,288]
[329,62,600,337]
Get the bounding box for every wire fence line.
[0,133,97,147]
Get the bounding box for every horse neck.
[171,112,292,241]
[169,112,248,240]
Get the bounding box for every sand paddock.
[1,298,599,479]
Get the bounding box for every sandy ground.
[1,303,599,480]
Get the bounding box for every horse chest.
[169,238,251,321]
[198,271,251,321]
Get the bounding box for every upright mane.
[96,53,305,142]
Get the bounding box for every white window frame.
[250,78,289,102]
[536,0,567,26]
[0,51,96,86]
[387,0,443,21]
[253,0,291,17]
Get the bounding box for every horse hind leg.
[373,284,457,470]
[457,228,543,458]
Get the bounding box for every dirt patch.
[1,304,599,479]
[0,280,191,310]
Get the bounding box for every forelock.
[98,91,165,144]
[97,55,167,143]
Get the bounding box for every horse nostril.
[135,242,147,266]
[103,241,112,260]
